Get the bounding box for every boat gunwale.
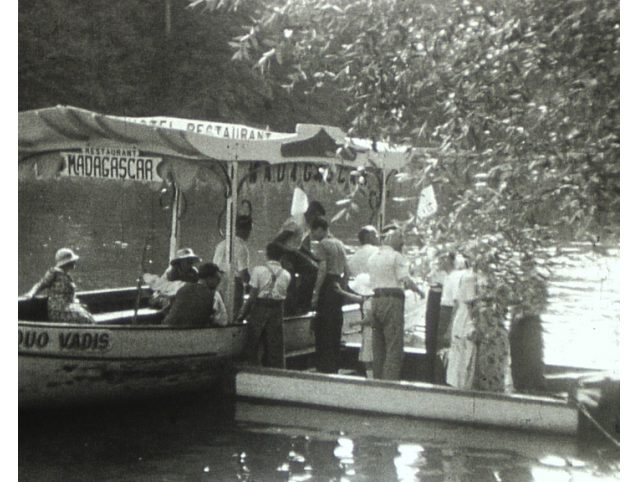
[237,367,574,408]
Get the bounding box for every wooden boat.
[236,367,580,435]
[18,286,362,408]
[19,106,406,408]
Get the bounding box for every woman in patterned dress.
[26,248,95,324]
[473,293,512,392]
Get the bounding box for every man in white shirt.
[236,242,291,368]
[213,215,252,316]
[347,225,380,276]
[367,226,424,380]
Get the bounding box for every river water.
[18,178,620,480]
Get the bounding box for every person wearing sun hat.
[26,247,95,324]
[147,247,201,310]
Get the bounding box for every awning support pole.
[225,157,239,320]
[169,184,181,261]
[378,169,387,231]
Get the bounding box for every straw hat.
[55,248,79,268]
[348,273,374,297]
[170,248,201,265]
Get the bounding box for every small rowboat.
[236,367,580,435]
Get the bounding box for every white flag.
[417,185,438,220]
[290,187,309,226]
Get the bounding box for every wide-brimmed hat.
[348,273,374,297]
[55,248,79,268]
[170,248,201,265]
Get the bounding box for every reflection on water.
[19,395,621,481]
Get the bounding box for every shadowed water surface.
[19,396,619,481]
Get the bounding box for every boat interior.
[18,287,165,325]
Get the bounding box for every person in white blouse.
[213,215,252,316]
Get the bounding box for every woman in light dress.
[445,260,477,389]
[446,254,511,392]
[26,248,95,324]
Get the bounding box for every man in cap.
[213,215,252,316]
[367,226,425,380]
[310,216,350,373]
[163,262,225,327]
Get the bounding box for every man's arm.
[162,286,189,326]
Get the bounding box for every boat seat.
[94,307,162,325]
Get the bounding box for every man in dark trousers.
[425,251,455,383]
[237,242,291,368]
[310,216,350,373]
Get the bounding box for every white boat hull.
[236,367,579,435]
[19,321,245,408]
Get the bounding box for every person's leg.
[263,305,285,368]
[234,277,244,318]
[243,312,267,365]
[370,298,386,379]
[380,297,405,380]
[425,288,441,382]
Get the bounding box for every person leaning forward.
[162,262,223,328]
[237,242,291,368]
[310,216,350,374]
[367,226,425,380]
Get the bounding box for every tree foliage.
[192,0,619,322]
[18,0,349,130]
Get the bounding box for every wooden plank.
[236,367,579,435]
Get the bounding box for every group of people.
[425,252,511,392]
[25,200,510,393]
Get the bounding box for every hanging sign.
[121,116,292,141]
[417,185,438,220]
[60,146,162,183]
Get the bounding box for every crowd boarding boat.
[18,105,408,408]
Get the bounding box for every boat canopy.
[19,105,413,191]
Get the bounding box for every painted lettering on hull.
[18,329,111,352]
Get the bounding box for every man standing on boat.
[310,216,350,373]
[367,226,425,380]
[237,242,291,368]
[214,215,252,316]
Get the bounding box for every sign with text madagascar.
[60,146,162,183]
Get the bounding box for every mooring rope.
[576,401,620,448]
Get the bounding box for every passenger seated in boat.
[162,262,224,328]
[25,248,96,324]
[272,219,318,316]
[237,242,291,368]
[146,247,201,310]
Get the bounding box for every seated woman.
[25,248,95,324]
